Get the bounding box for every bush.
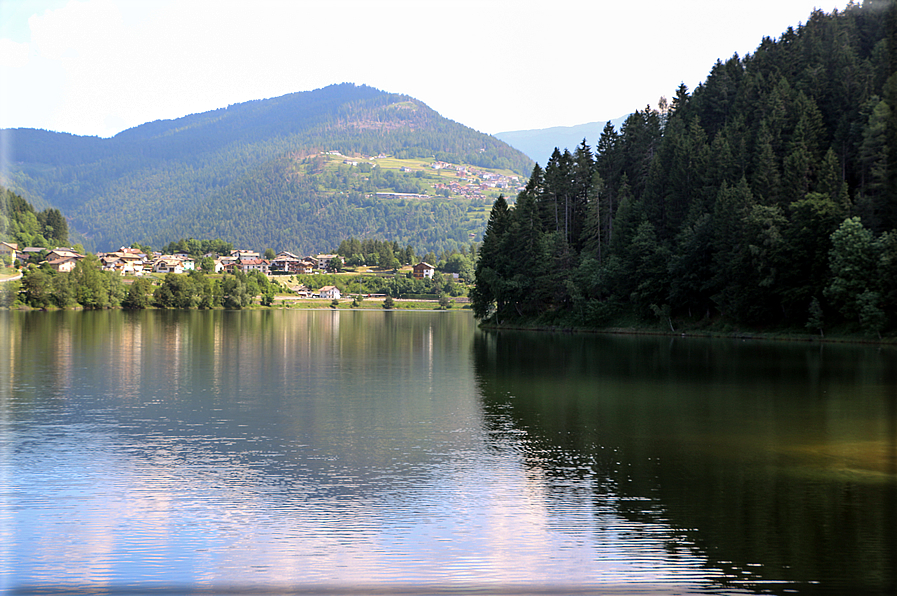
[0,280,20,308]
[122,278,153,309]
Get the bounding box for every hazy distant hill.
[495,116,629,165]
[1,84,533,253]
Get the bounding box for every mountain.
[495,117,629,166]
[1,84,533,254]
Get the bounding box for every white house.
[319,285,341,300]
[179,257,195,272]
[153,258,184,274]
[232,250,259,261]
[316,254,342,271]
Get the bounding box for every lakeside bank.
[477,318,897,346]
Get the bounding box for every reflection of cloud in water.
[15,311,861,593]
[16,439,723,590]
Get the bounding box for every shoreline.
[2,300,472,314]
[476,320,897,347]
[6,303,892,346]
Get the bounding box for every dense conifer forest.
[1,84,531,254]
[472,1,897,337]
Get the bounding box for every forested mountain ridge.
[472,1,897,337]
[1,84,532,253]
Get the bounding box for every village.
[330,150,526,200]
[0,241,441,302]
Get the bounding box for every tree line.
[0,186,69,251]
[472,2,897,337]
[8,259,468,311]
[11,256,278,310]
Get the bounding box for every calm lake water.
[1,309,895,595]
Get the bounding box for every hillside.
[0,186,69,249]
[1,84,533,253]
[472,2,897,337]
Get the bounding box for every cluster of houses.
[429,162,524,197]
[1,243,87,273]
[0,242,345,278]
[102,249,347,277]
[3,241,441,299]
[323,150,525,201]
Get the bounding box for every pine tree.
[470,195,511,319]
[580,171,606,261]
[570,139,595,251]
[709,178,754,318]
[751,121,782,205]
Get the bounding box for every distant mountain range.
[1,84,534,254]
[495,116,629,166]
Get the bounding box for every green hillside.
[1,84,532,254]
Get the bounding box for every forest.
[0,186,69,251]
[472,1,897,337]
[1,84,531,255]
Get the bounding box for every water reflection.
[472,330,897,594]
[9,310,648,593]
[4,310,895,595]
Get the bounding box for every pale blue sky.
[0,0,844,138]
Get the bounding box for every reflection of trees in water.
[472,331,897,594]
[10,310,480,507]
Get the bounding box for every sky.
[0,0,846,139]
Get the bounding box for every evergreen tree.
[627,221,671,317]
[580,171,606,261]
[569,139,595,250]
[501,187,547,317]
[709,179,754,319]
[471,195,511,319]
[751,121,782,205]
[668,211,715,318]
[858,97,892,230]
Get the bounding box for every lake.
[1,309,895,595]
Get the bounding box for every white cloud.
[0,38,29,68]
